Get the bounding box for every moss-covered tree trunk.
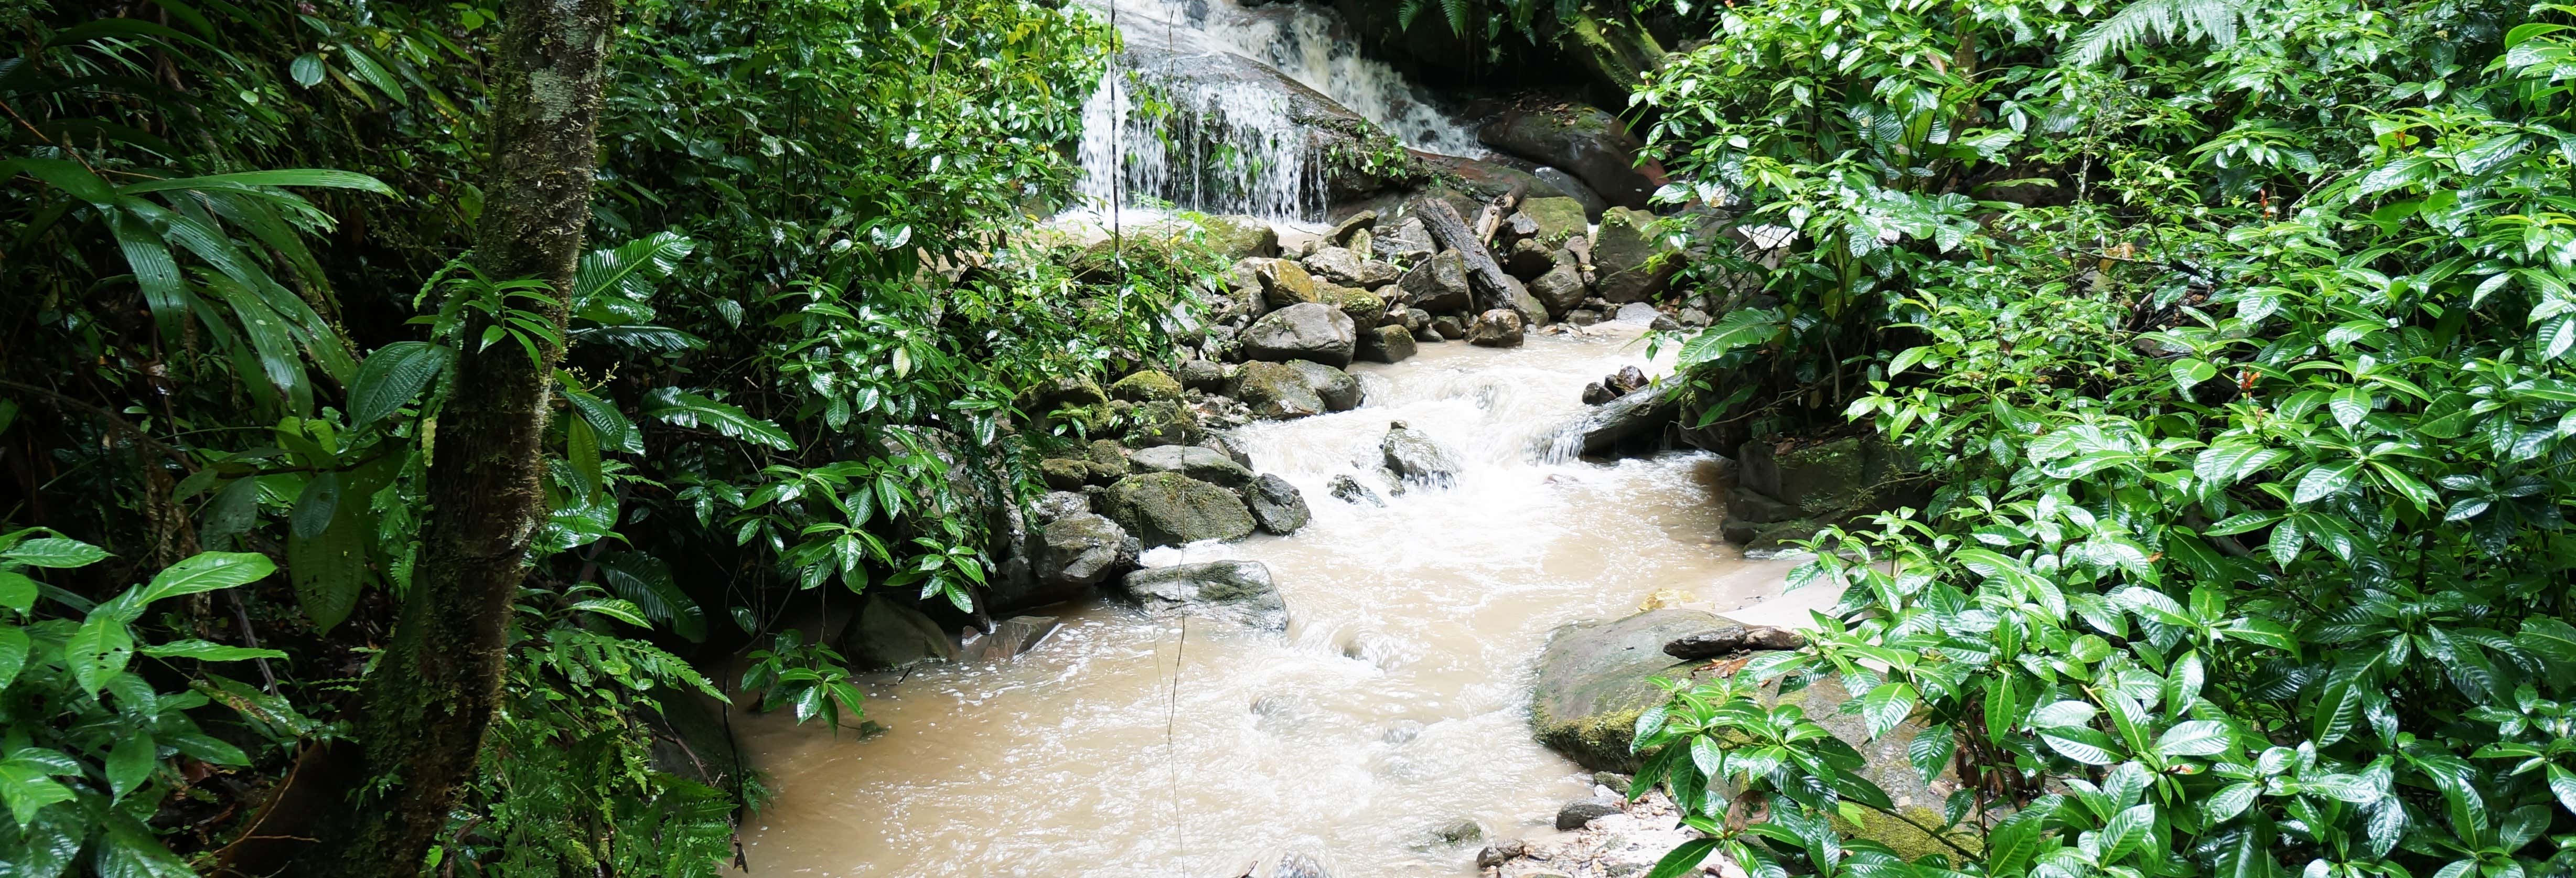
[304,0,617,871]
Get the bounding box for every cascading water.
[729,326,1811,876]
[1067,0,1486,222]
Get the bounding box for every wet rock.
[1530,608,1725,770]
[840,594,958,670]
[1651,314,1680,331]
[1102,472,1258,547]
[1029,490,1092,525]
[1593,771,1634,792]
[1564,308,1603,327]
[1235,361,1327,419]
[1568,380,1680,456]
[1555,796,1625,830]
[1580,382,1615,406]
[1341,629,1412,670]
[1241,474,1311,534]
[1357,324,1418,363]
[1592,208,1681,304]
[1198,215,1280,261]
[1677,306,1712,327]
[1031,512,1136,594]
[1121,399,1200,447]
[1399,249,1473,313]
[1520,196,1591,245]
[1508,282,1550,327]
[1478,103,1663,210]
[1231,849,1333,878]
[1335,286,1387,327]
[1607,366,1647,395]
[1725,485,1797,526]
[1199,433,1254,469]
[1529,261,1586,319]
[1303,245,1399,288]
[1612,302,1661,325]
[1120,560,1287,630]
[1109,369,1182,403]
[1256,258,1324,308]
[1476,839,1531,869]
[1026,374,1110,433]
[962,615,1062,662]
[1327,209,1377,247]
[1372,217,1435,264]
[1286,360,1364,411]
[1127,444,1255,488]
[1466,309,1526,348]
[1428,818,1485,847]
[1242,302,1358,368]
[1328,474,1384,506]
[1413,324,1443,342]
[1737,436,1916,519]
[1502,238,1554,281]
[1177,358,1230,392]
[1665,624,1807,660]
[1381,421,1460,487]
[1427,315,1466,339]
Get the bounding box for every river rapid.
[728,326,1805,876]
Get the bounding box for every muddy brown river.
[730,326,1805,876]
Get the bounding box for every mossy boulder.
[1337,286,1387,328]
[1197,215,1279,261]
[1284,360,1363,411]
[1235,361,1327,419]
[1038,457,1093,491]
[1357,324,1418,363]
[1521,197,1591,246]
[1399,249,1473,314]
[1530,608,1723,771]
[1120,399,1200,448]
[1109,369,1183,403]
[1102,472,1259,548]
[1257,258,1324,309]
[1737,436,1916,517]
[1592,207,1681,304]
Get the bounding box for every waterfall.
[1068,0,1485,223]
[1073,67,1325,223]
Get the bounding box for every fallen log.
[1414,197,1533,323]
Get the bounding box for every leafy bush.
[1633,0,2576,876]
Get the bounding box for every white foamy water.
[732,330,1811,877]
[1069,0,1485,222]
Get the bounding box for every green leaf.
[289,53,325,87]
[2041,726,2124,765]
[2172,358,2218,392]
[1645,838,1720,878]
[139,639,287,661]
[0,763,75,828]
[0,626,28,690]
[641,388,794,450]
[348,341,454,425]
[287,509,369,633]
[0,570,35,612]
[2206,780,2260,822]
[118,169,396,197]
[105,732,154,802]
[1861,682,1918,739]
[571,598,651,628]
[2155,720,2232,756]
[66,599,139,697]
[3,538,107,569]
[2099,802,2154,862]
[138,551,276,604]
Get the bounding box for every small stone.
[1614,302,1662,325]
[1381,422,1461,487]
[1677,307,1712,327]
[1177,359,1229,392]
[1255,258,1323,308]
[1327,209,1378,246]
[1564,308,1603,327]
[1357,324,1418,363]
[1651,314,1680,331]
[1337,286,1387,327]
[1592,771,1634,792]
[1039,458,1091,490]
[1580,381,1616,405]
[1466,309,1526,348]
[1555,796,1624,830]
[1496,211,1540,250]
[1126,444,1255,488]
[1476,839,1530,869]
[1030,490,1092,525]
[1608,366,1647,395]
[1286,360,1364,411]
[1428,315,1466,340]
[1413,325,1443,343]
[1504,238,1556,279]
[1328,474,1383,506]
[1428,818,1484,847]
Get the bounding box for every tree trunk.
[304,0,617,871]
[1413,197,1532,322]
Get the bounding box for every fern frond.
[1398,0,1423,31]
[1442,0,1473,39]
[2066,0,2251,65]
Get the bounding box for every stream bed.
[731,328,1802,876]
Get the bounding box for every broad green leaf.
[0,571,34,612]
[139,639,287,661]
[2172,358,2217,392]
[0,626,27,690]
[105,733,155,802]
[287,508,369,632]
[138,551,276,604]
[2156,720,2232,756]
[348,341,454,425]
[3,538,106,569]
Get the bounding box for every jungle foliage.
[1633,1,2576,878]
[0,0,1203,872]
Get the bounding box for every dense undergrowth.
[0,0,1212,872]
[1633,0,2576,877]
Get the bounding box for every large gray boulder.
[1031,513,1138,596]
[1399,250,1473,314]
[1119,560,1289,631]
[1242,474,1311,534]
[1127,444,1255,488]
[1477,103,1662,210]
[1567,379,1680,456]
[1381,421,1459,487]
[1235,361,1327,419]
[1592,207,1681,304]
[1284,360,1363,411]
[1529,608,1722,770]
[1102,472,1258,547]
[840,594,961,670]
[1372,217,1435,264]
[1530,261,1586,319]
[1356,324,1418,363]
[1242,302,1358,367]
